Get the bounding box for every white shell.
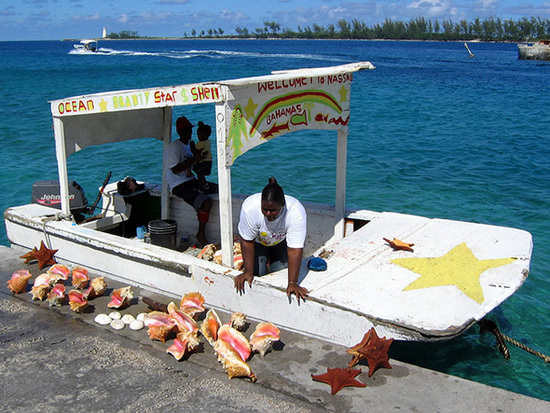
[110,319,125,330]
[109,311,121,320]
[121,314,135,324]
[136,312,147,321]
[94,314,111,325]
[129,319,144,330]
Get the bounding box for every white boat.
[3,62,532,347]
[518,41,550,60]
[73,39,98,52]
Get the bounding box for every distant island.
[101,17,549,43]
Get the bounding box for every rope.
[479,318,510,359]
[41,212,74,248]
[501,334,550,363]
[479,318,550,363]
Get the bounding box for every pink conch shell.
[107,286,133,309]
[250,322,280,357]
[84,277,107,299]
[30,273,52,300]
[143,311,176,342]
[217,325,251,362]
[47,283,66,307]
[229,312,247,331]
[47,264,70,280]
[179,292,205,319]
[167,302,198,333]
[198,243,217,260]
[71,266,89,289]
[7,270,32,294]
[200,308,222,346]
[68,289,88,312]
[214,339,256,382]
[166,331,200,360]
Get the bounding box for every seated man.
[164,116,216,247]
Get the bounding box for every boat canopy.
[49,61,375,265]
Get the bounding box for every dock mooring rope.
[479,318,550,363]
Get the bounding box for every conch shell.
[214,339,256,382]
[107,286,133,309]
[198,243,217,260]
[143,311,176,342]
[68,289,88,313]
[167,302,198,333]
[179,292,205,319]
[166,331,200,360]
[47,264,70,280]
[229,312,247,331]
[217,325,251,362]
[200,308,222,346]
[250,322,280,357]
[47,283,66,307]
[30,273,52,300]
[84,277,107,299]
[71,266,89,289]
[7,269,32,294]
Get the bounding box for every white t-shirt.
[238,193,307,248]
[165,139,194,192]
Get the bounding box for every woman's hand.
[286,282,309,303]
[234,271,254,294]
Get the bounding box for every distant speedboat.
[73,39,98,52]
[517,40,550,60]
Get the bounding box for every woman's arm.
[286,247,308,301]
[234,236,255,293]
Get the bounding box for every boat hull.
[4,198,532,346]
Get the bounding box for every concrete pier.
[1,246,547,412]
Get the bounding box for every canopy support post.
[333,128,348,241]
[53,117,72,218]
[216,101,234,268]
[161,107,173,220]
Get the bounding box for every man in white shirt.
[235,177,309,301]
[164,116,213,247]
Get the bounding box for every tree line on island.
[107,16,550,42]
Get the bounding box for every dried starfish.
[311,367,366,395]
[383,237,414,252]
[33,241,58,270]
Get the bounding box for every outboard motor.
[31,180,88,214]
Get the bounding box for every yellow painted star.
[243,98,258,119]
[338,85,348,103]
[99,98,108,112]
[392,242,516,304]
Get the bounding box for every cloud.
[406,0,456,17]
[1,6,16,17]
[155,0,191,4]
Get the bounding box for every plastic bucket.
[148,219,177,249]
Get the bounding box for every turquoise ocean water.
[1,39,549,401]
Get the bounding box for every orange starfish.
[356,328,394,377]
[346,330,373,368]
[311,367,367,395]
[20,247,38,264]
[383,237,414,252]
[33,241,58,270]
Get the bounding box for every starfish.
[346,330,373,368]
[311,367,366,395]
[393,242,516,304]
[355,328,394,377]
[383,237,414,252]
[33,241,58,270]
[20,247,38,264]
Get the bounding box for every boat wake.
[68,47,342,62]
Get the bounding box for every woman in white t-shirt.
[234,177,309,301]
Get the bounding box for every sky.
[1,0,549,41]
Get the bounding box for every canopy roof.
[50,61,375,265]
